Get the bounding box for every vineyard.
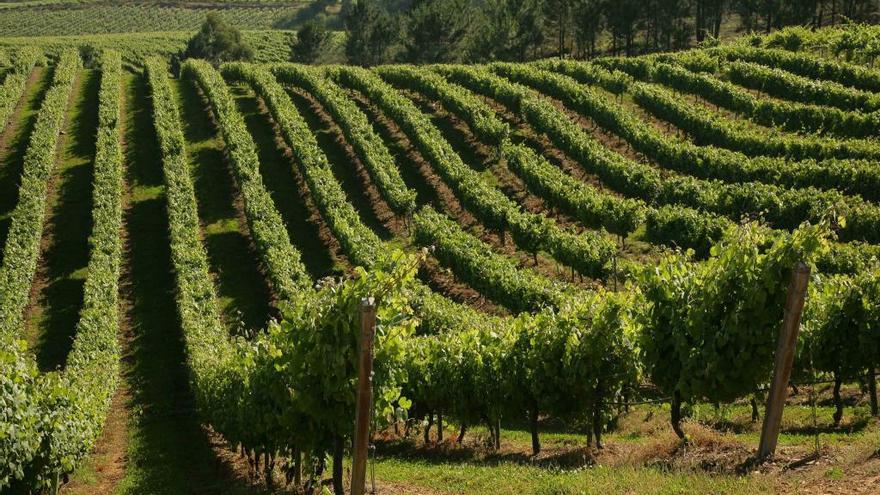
[0,24,880,495]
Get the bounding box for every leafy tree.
[696,0,726,41]
[572,0,604,58]
[344,0,399,66]
[403,0,474,63]
[469,0,545,61]
[544,0,573,56]
[182,13,253,66]
[291,19,330,63]
[647,0,692,51]
[604,0,642,56]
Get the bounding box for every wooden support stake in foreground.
[352,297,377,495]
[758,262,810,460]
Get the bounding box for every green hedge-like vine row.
[0,49,80,491]
[269,63,418,215]
[727,59,880,113]
[503,142,731,257]
[332,66,615,279]
[714,45,880,93]
[181,59,310,301]
[0,47,40,137]
[226,63,505,330]
[0,50,127,491]
[652,60,880,139]
[631,78,880,162]
[375,65,510,146]
[36,50,125,488]
[482,63,880,245]
[413,206,571,313]
[540,60,880,204]
[0,49,79,338]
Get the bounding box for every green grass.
[366,458,774,495]
[25,68,97,371]
[173,76,275,334]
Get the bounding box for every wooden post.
[758,262,810,460]
[351,297,376,495]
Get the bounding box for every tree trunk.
[495,417,502,450]
[293,448,302,487]
[750,396,760,422]
[868,368,878,416]
[457,422,467,444]
[530,407,541,455]
[592,404,603,449]
[425,412,433,444]
[832,373,844,426]
[696,1,705,42]
[437,413,443,442]
[671,391,686,440]
[333,436,344,495]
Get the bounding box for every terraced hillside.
[1,34,880,495]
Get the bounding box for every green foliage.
[468,0,545,61]
[334,65,615,278]
[0,50,125,490]
[181,59,310,301]
[343,0,398,66]
[413,206,572,313]
[402,0,473,63]
[809,270,880,380]
[182,13,254,66]
[291,20,330,64]
[270,63,417,215]
[639,221,831,404]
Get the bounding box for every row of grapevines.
[413,206,571,313]
[146,59,413,481]
[0,50,125,491]
[651,60,879,139]
[727,59,880,113]
[540,60,880,204]
[223,63,503,332]
[594,54,880,161]
[181,59,311,301]
[374,65,510,146]
[482,64,880,245]
[714,45,880,93]
[0,49,79,337]
[639,221,832,437]
[807,270,880,422]
[222,63,383,267]
[331,66,615,279]
[407,286,640,454]
[502,142,643,238]
[143,57,243,449]
[0,47,41,136]
[503,142,729,257]
[33,50,125,489]
[381,64,729,257]
[269,64,418,216]
[630,78,880,162]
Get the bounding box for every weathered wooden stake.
[758,262,810,460]
[352,297,376,495]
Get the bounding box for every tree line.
[176,1,880,67]
[336,0,879,65]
